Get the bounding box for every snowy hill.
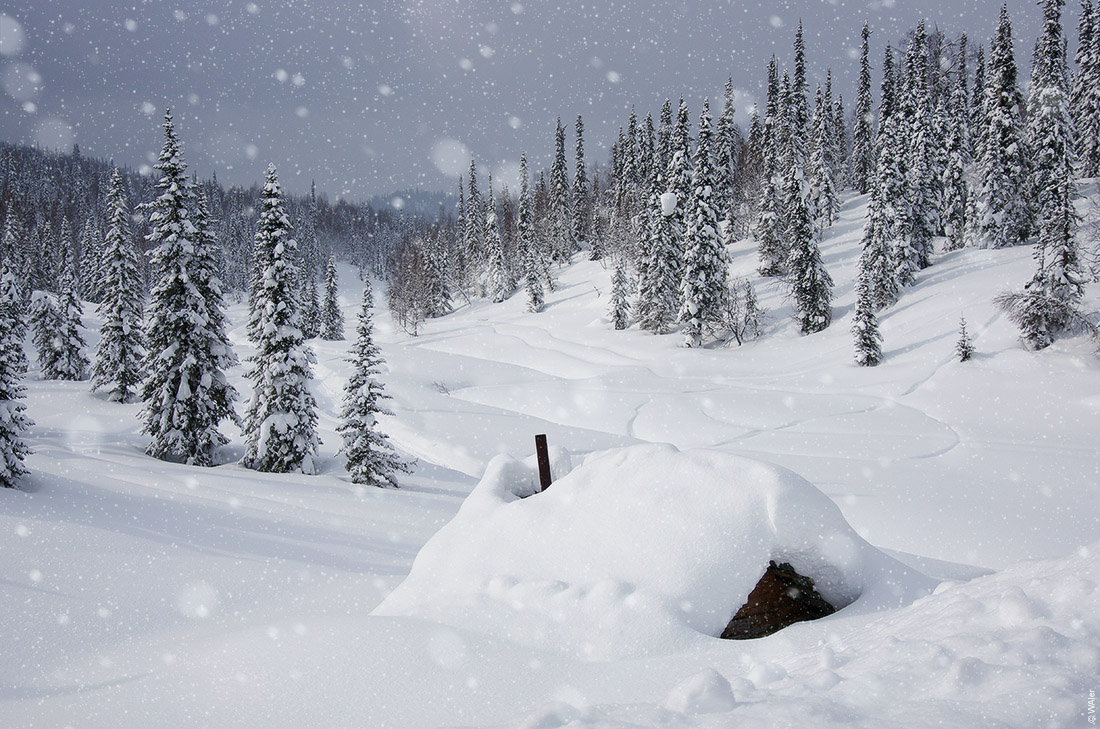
[2,191,1098,728]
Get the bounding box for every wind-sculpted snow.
[375,443,936,660]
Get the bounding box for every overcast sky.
[0,1,1058,201]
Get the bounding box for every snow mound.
[663,668,738,714]
[374,443,935,659]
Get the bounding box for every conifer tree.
[852,22,876,194]
[141,111,239,466]
[943,38,971,251]
[1073,0,1100,176]
[790,21,811,153]
[92,168,145,402]
[302,274,322,338]
[808,83,839,231]
[786,165,834,334]
[636,190,680,334]
[53,265,89,381]
[976,5,1031,248]
[242,164,319,474]
[901,20,938,272]
[518,154,543,313]
[609,256,631,330]
[572,115,591,250]
[79,219,103,304]
[549,117,574,262]
[997,0,1087,350]
[321,254,344,340]
[31,293,63,378]
[956,316,974,361]
[338,281,410,488]
[757,57,787,276]
[852,259,883,366]
[679,100,728,348]
[485,180,511,303]
[0,260,32,489]
[972,43,988,162]
[715,76,740,219]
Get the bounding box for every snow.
[374,443,934,660]
[1,191,1098,727]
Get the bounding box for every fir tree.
[679,100,728,347]
[485,180,511,303]
[636,190,680,334]
[852,254,883,366]
[972,43,988,162]
[338,281,411,488]
[0,260,32,489]
[518,154,543,313]
[852,22,876,194]
[52,266,89,381]
[609,256,631,330]
[31,293,63,379]
[242,164,319,474]
[302,274,322,338]
[321,254,344,340]
[808,83,839,231]
[975,5,1031,248]
[956,316,974,361]
[572,115,591,250]
[998,0,1087,350]
[1073,0,1100,176]
[549,117,573,262]
[943,37,971,251]
[141,110,239,466]
[715,76,741,220]
[757,57,787,276]
[91,168,145,402]
[785,165,834,334]
[78,219,103,304]
[901,20,938,272]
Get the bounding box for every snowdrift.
[374,443,936,659]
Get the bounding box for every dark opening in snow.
[721,561,837,639]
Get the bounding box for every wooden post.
[534,434,552,491]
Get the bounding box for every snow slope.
[1,191,1098,727]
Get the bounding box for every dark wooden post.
[534,434,553,491]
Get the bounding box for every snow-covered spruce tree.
[679,100,728,348]
[785,164,834,335]
[756,57,787,276]
[338,281,410,488]
[956,316,974,361]
[242,164,319,474]
[900,20,938,272]
[996,0,1088,350]
[609,256,631,330]
[1073,0,1100,176]
[943,38,971,251]
[808,83,839,232]
[975,4,1031,248]
[637,190,680,334]
[141,110,239,466]
[518,154,544,313]
[971,44,988,162]
[0,260,32,489]
[79,219,103,304]
[52,266,89,381]
[549,117,574,263]
[852,252,883,366]
[484,178,512,304]
[852,22,876,194]
[572,115,591,253]
[302,274,322,339]
[715,76,740,221]
[91,168,145,402]
[31,294,61,378]
[320,254,344,340]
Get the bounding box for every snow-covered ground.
[2,191,1098,728]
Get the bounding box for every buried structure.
[373,443,936,660]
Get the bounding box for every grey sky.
[0,1,1052,201]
